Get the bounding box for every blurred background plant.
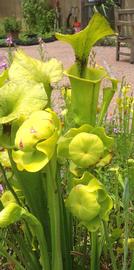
[21,0,56,35]
[3,17,21,39]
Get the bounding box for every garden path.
[0,41,134,114]
[1,41,134,86]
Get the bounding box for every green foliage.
[3,17,21,33]
[0,21,5,37]
[0,80,47,125]
[9,50,63,104]
[22,0,56,34]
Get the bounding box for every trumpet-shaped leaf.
[65,64,108,125]
[56,13,114,68]
[56,14,116,126]
[66,178,113,231]
[12,110,60,172]
[0,81,47,124]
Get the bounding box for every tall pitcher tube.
[65,64,107,126]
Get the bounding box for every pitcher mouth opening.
[64,64,108,83]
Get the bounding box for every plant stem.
[122,175,129,270]
[129,250,134,270]
[24,212,50,270]
[56,164,73,270]
[0,163,21,206]
[0,245,25,270]
[103,221,118,270]
[90,231,99,270]
[45,153,63,270]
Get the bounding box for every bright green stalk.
[90,231,99,270]
[90,83,100,126]
[129,250,134,270]
[98,87,115,126]
[129,104,134,154]
[0,201,50,270]
[8,149,51,250]
[103,221,118,270]
[56,165,73,270]
[23,211,50,270]
[122,175,129,270]
[45,153,63,270]
[7,46,13,66]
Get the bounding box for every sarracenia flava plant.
[0,12,117,270]
[56,12,117,126]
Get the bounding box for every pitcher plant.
[0,12,121,270]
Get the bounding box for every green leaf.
[128,159,134,199]
[0,81,47,124]
[56,12,115,67]
[9,49,63,86]
[0,202,25,227]
[0,202,50,270]
[92,127,114,150]
[0,69,8,87]
[82,216,101,232]
[65,124,93,138]
[73,171,95,186]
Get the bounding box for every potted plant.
[3,17,21,39]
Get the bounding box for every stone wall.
[121,0,134,8]
[124,0,134,8]
[0,0,21,18]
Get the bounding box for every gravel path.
[0,41,134,114]
[1,41,134,84]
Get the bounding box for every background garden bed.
[0,35,56,47]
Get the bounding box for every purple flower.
[6,35,13,46]
[0,184,3,194]
[113,127,120,134]
[0,62,8,70]
[0,55,8,71]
